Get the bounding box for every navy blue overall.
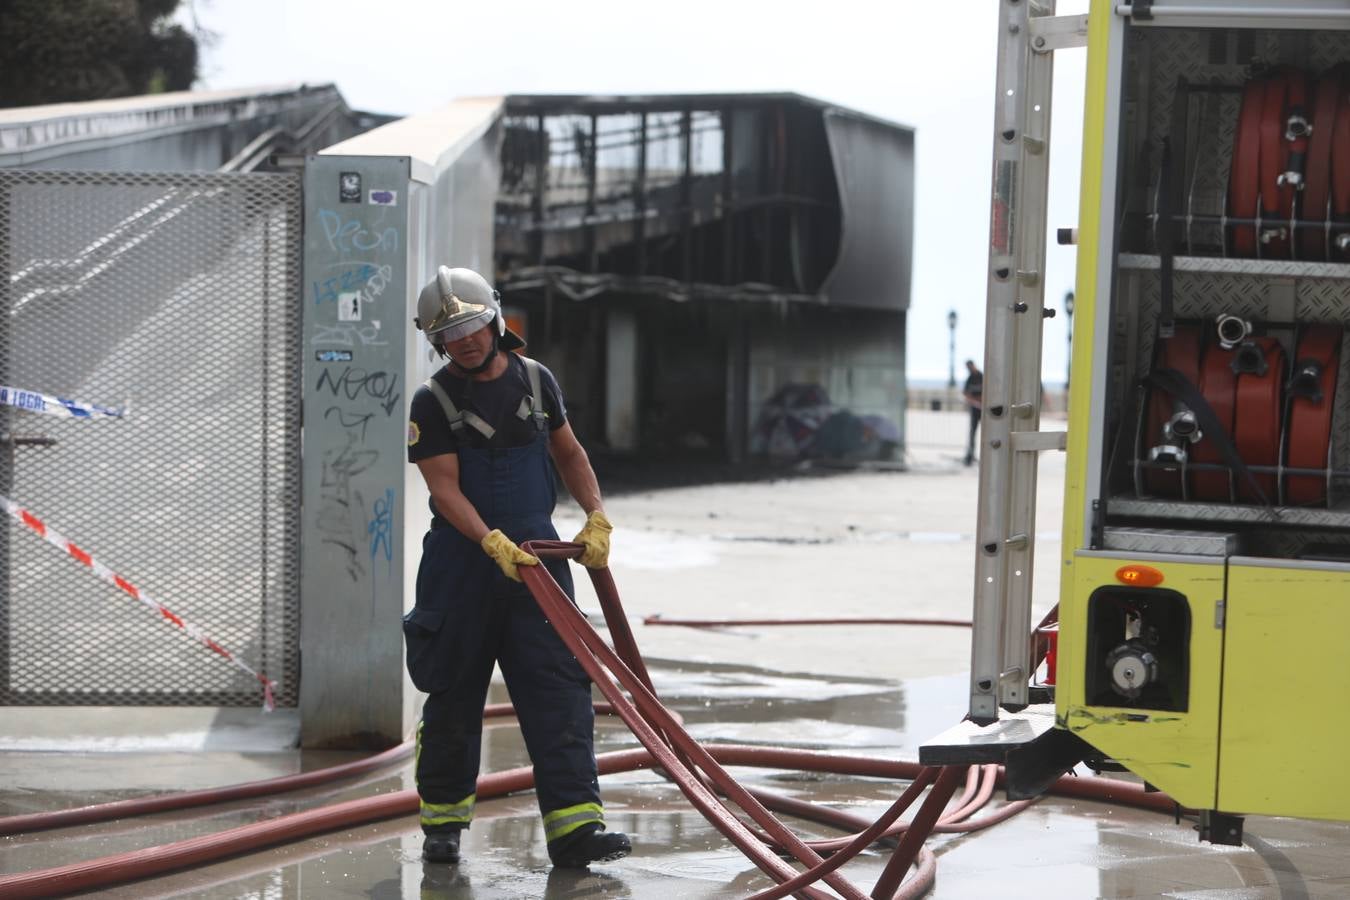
[402,428,603,840]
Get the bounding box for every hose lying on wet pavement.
[0,737,415,837]
[0,743,1175,900]
[0,548,1171,899]
[643,614,973,628]
[0,702,605,837]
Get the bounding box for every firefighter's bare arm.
[416,452,538,580]
[549,422,612,568]
[416,453,488,541]
[548,422,603,515]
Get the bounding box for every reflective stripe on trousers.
[421,795,476,827]
[543,801,605,842]
[417,720,476,827]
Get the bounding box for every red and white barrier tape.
[1,495,277,711]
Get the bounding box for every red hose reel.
[1141,321,1341,506]
[1228,65,1350,260]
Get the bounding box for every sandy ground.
[563,412,1065,685]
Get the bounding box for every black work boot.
[422,829,462,864]
[547,823,632,868]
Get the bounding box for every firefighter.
[403,266,630,868]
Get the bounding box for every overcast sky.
[180,0,1090,384]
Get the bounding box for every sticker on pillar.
[338,291,362,322]
[339,172,362,203]
[316,349,354,362]
[368,189,398,207]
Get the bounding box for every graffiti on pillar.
[317,209,399,255]
[368,487,396,588]
[316,429,379,582]
[310,202,403,585]
[314,366,401,418]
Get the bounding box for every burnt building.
[490,93,914,464]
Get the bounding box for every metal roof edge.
[501,91,914,134]
[318,97,504,184]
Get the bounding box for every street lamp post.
[1064,291,1075,395]
[947,309,958,390]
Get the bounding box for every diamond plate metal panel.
[1181,89,1239,257]
[1103,526,1239,556]
[0,170,302,707]
[1108,498,1350,530]
[1120,255,1350,280]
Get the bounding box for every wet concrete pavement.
[3,413,1350,897]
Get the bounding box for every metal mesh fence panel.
[0,170,302,706]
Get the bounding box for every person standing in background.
[962,359,983,467]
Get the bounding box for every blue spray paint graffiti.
[318,209,399,255]
[313,265,376,304]
[312,262,395,307]
[369,488,395,570]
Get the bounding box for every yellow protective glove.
[480,529,538,582]
[572,509,612,569]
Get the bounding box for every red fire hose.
[1258,68,1306,259]
[1286,325,1342,506]
[1233,336,1285,503]
[643,614,972,629]
[0,735,1178,900]
[0,701,623,837]
[1230,78,1264,256]
[1334,69,1350,260]
[1192,337,1238,501]
[0,549,1180,900]
[1145,324,1202,498]
[1301,68,1341,260]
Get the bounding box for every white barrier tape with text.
[0,386,125,419]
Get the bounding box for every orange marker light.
[1115,564,1165,588]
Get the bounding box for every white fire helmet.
[413,266,524,351]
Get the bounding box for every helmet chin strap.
[449,337,500,376]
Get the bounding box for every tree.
[0,0,200,108]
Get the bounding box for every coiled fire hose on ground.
[0,546,1177,899]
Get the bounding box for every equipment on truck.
[922,0,1350,845]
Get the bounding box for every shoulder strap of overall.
[423,376,496,440]
[515,356,550,432]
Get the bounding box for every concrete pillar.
[296,97,505,749]
[299,155,412,749]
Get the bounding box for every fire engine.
[924,0,1350,844]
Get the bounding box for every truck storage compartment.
[1099,23,1350,561]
